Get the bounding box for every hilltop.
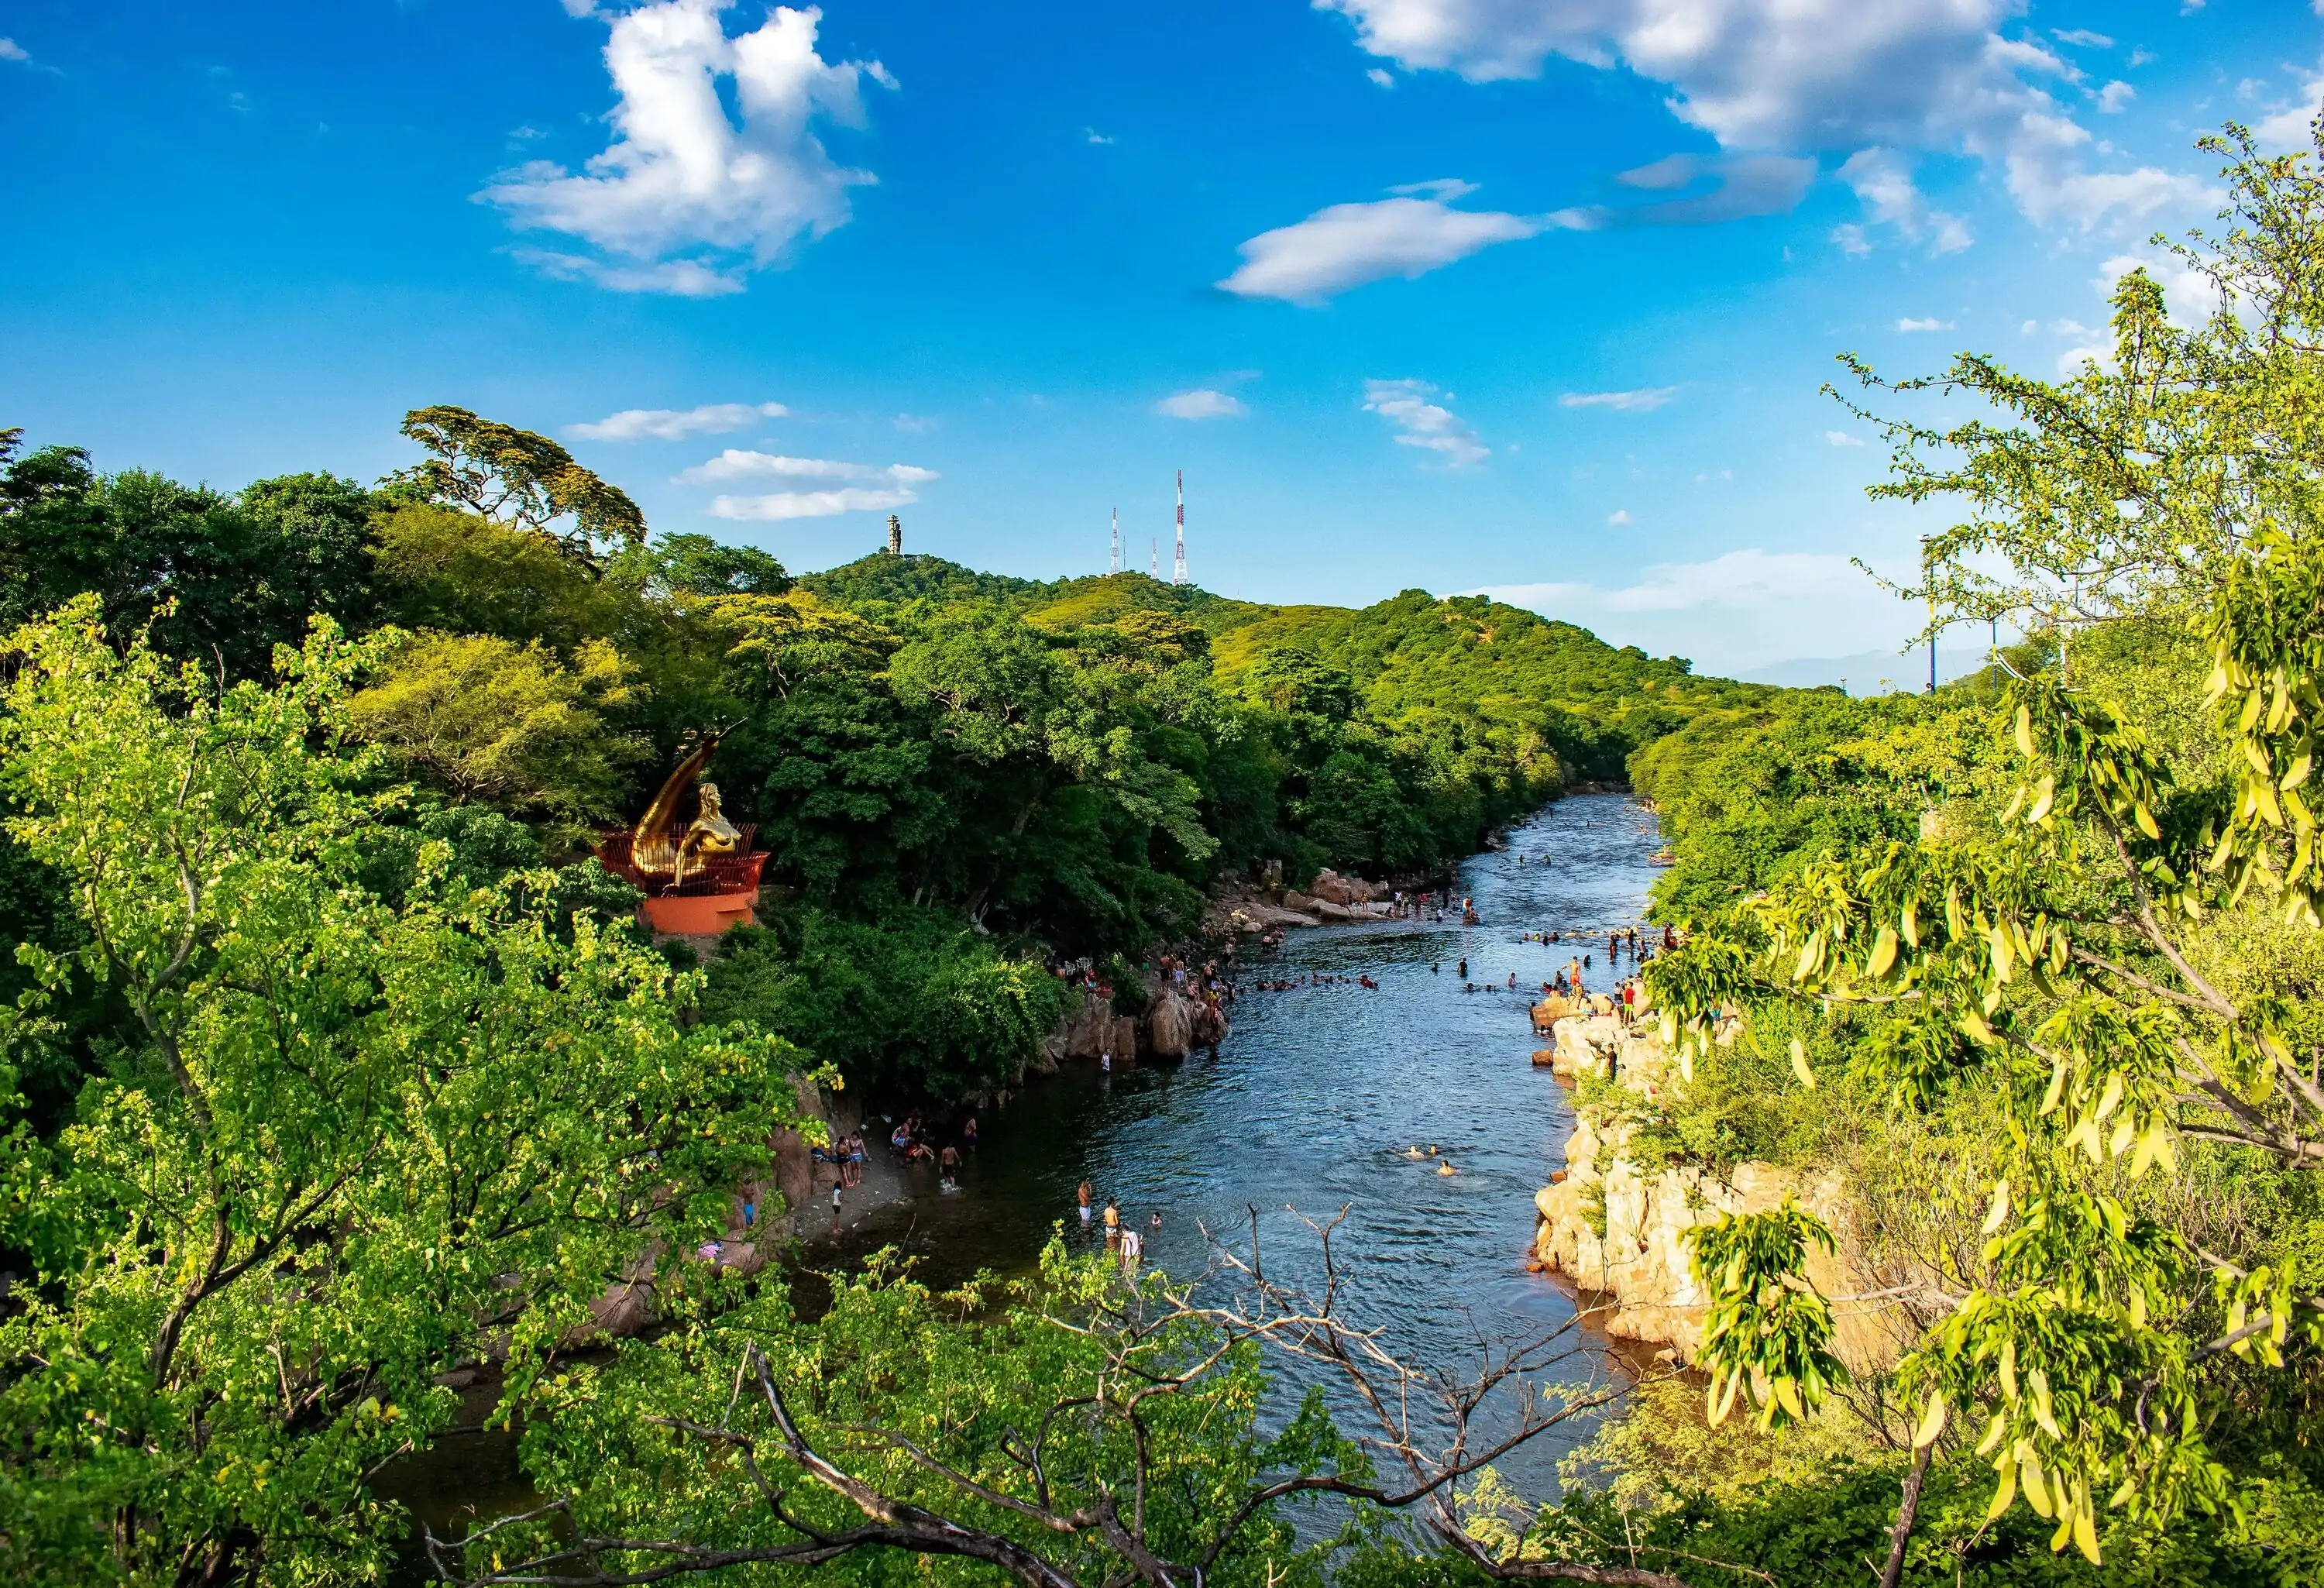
[798,555,1778,783]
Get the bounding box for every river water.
[825,792,1666,1495]
[390,792,1662,1555]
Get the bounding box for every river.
[389,792,1664,1559]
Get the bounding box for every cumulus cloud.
[1826,429,1866,446]
[1477,549,1867,614]
[2051,28,2112,48]
[1469,549,1894,672]
[1155,389,1249,420]
[2094,80,2134,113]
[1315,0,2204,239]
[0,37,29,62]
[1363,378,1487,466]
[1610,152,1816,223]
[710,487,919,521]
[1895,316,1951,332]
[1559,387,1679,411]
[2253,65,2324,151]
[1217,189,1577,302]
[481,1,887,295]
[1836,148,1972,254]
[1218,156,1810,301]
[1607,509,1632,525]
[570,400,788,441]
[2003,110,2204,231]
[675,449,937,486]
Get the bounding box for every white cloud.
[1607,509,1632,525]
[710,486,919,521]
[1477,548,1867,614]
[1559,387,1679,411]
[2096,250,2219,325]
[511,249,751,296]
[1895,316,1952,332]
[675,449,937,486]
[1155,389,1249,420]
[1316,1,2205,236]
[2051,28,2113,48]
[1831,222,1871,255]
[2001,109,2204,231]
[1470,549,1898,672]
[1836,148,1972,254]
[2253,66,2324,151]
[1826,429,1866,446]
[1363,378,1487,466]
[2094,80,2134,113]
[0,37,29,61]
[1216,191,1575,303]
[893,412,939,432]
[570,400,788,441]
[481,1,887,295]
[1367,67,1396,86]
[1608,152,1815,223]
[1219,155,1813,301]
[1085,128,1115,145]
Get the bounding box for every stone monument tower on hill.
[885,514,902,555]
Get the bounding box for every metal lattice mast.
[1150,537,1158,577]
[1110,507,1121,574]
[1172,469,1187,586]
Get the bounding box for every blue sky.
[3,1,2319,676]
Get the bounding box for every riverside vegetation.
[4,122,2322,1588]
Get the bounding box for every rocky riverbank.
[1529,1011,1914,1373]
[1205,866,1423,931]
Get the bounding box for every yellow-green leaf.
[1913,1392,1948,1449]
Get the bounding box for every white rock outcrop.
[1532,1019,1914,1373]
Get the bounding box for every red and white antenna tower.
[1109,507,1121,574]
[1172,469,1188,586]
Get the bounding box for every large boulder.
[1307,868,1386,906]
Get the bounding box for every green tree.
[0,600,806,1584]
[344,629,651,836]
[390,405,647,571]
[1647,126,2324,1578]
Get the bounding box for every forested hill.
[803,555,1773,782]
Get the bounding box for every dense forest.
[5,120,2321,1588]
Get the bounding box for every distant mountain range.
[1739,648,1994,695]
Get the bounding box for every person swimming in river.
[1456,958,1467,978]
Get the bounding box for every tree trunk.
[1879,1445,1932,1588]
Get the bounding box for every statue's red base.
[639,891,760,934]
[596,831,769,937]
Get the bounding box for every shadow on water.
[387,793,1665,1566]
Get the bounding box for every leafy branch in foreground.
[432,1219,1712,1588]
[1645,122,2324,1577]
[0,599,810,1584]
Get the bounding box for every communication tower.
[1110,507,1121,575]
[1150,537,1158,578]
[1172,469,1188,586]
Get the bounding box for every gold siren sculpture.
[599,733,768,933]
